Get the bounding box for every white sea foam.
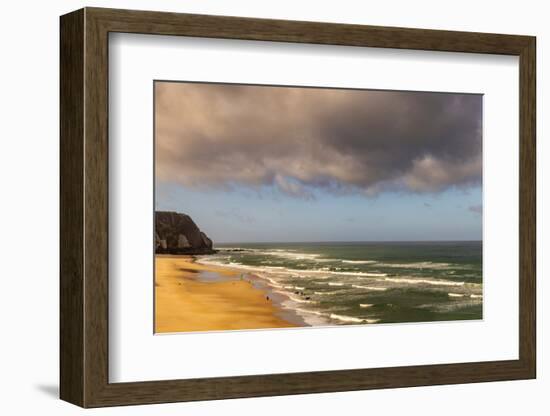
[262,250,322,260]
[330,313,365,323]
[342,260,377,264]
[290,307,330,326]
[382,277,465,287]
[330,271,387,277]
[376,261,455,270]
[198,258,388,279]
[227,261,251,268]
[267,282,285,289]
[421,299,482,313]
[357,274,389,279]
[288,268,336,275]
[259,249,339,263]
[260,278,286,290]
[359,303,374,308]
[313,291,340,295]
[271,268,332,276]
[329,313,379,324]
[287,302,377,327]
[448,292,465,298]
[328,282,344,286]
[263,276,282,286]
[470,294,483,299]
[352,285,387,291]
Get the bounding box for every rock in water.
[155,211,216,254]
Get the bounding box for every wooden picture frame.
[60,7,536,408]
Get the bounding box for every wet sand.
[155,255,298,333]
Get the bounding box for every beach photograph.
[154,81,483,333]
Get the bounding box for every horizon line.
[214,239,482,245]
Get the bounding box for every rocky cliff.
[155,211,215,254]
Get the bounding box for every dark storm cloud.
[155,82,482,197]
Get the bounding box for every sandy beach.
[155,255,298,333]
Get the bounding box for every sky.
[155,81,482,243]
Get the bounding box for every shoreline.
[196,256,333,326]
[196,251,483,325]
[155,255,305,333]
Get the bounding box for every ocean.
[197,241,482,326]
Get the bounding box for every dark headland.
[155,211,216,255]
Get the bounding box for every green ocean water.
[198,241,482,326]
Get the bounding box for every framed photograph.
[60,7,536,407]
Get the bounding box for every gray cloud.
[155,82,482,197]
[274,174,314,200]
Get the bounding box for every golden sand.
[154,255,297,333]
